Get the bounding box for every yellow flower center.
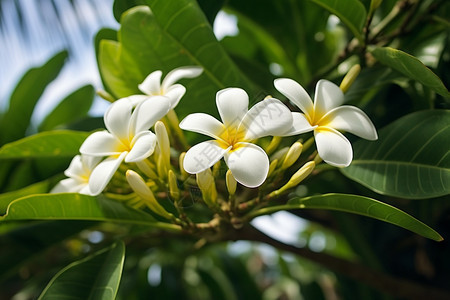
[218,126,246,151]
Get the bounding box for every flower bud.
[281,142,303,169]
[267,159,279,177]
[196,168,217,208]
[270,161,315,197]
[126,170,173,219]
[226,170,237,196]
[340,64,361,93]
[155,121,170,178]
[135,160,158,180]
[179,152,188,179]
[288,161,315,187]
[265,136,282,155]
[271,146,289,162]
[168,170,180,201]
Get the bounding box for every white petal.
[216,88,249,127]
[282,112,316,136]
[81,155,102,171]
[64,155,84,179]
[240,98,293,140]
[274,78,314,119]
[104,99,132,140]
[89,152,126,196]
[314,79,344,118]
[314,127,352,167]
[126,95,150,107]
[224,142,269,188]
[79,185,94,196]
[126,131,157,163]
[179,113,226,140]
[50,178,86,194]
[183,140,230,174]
[138,70,162,95]
[164,84,186,109]
[161,66,203,90]
[80,131,125,156]
[130,96,170,134]
[320,106,378,140]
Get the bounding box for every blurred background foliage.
[0,0,449,299]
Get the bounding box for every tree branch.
[234,225,450,300]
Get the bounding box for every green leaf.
[38,85,95,132]
[309,0,367,43]
[0,51,68,145]
[98,2,256,117]
[371,47,450,98]
[341,110,450,199]
[0,180,51,214]
[248,194,443,241]
[0,130,90,159]
[0,221,94,281]
[1,193,181,232]
[38,240,125,300]
[113,0,146,21]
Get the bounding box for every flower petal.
[179,113,226,140]
[161,66,203,90]
[224,142,269,188]
[80,131,124,156]
[104,98,132,140]
[320,106,378,140]
[89,152,127,196]
[127,95,150,107]
[314,79,344,118]
[126,131,157,163]
[183,140,230,174]
[216,88,249,128]
[274,78,314,119]
[50,178,86,194]
[130,96,170,134]
[240,98,293,140]
[164,84,186,109]
[81,155,102,171]
[282,112,316,136]
[138,70,162,95]
[79,185,94,196]
[314,127,352,167]
[64,155,84,179]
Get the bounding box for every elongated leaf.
[38,241,125,300]
[248,194,442,241]
[98,2,256,117]
[309,0,366,42]
[371,47,450,98]
[341,110,450,199]
[0,51,68,145]
[1,193,181,232]
[0,130,90,159]
[38,85,95,132]
[0,180,51,214]
[0,221,94,281]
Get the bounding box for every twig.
[235,225,450,300]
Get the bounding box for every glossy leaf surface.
[342,110,450,199]
[38,241,125,300]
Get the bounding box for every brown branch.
[234,225,450,300]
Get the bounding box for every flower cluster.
[52,65,377,228]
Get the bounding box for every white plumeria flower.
[79,96,170,195]
[274,78,378,167]
[180,88,293,188]
[128,66,203,109]
[50,155,101,195]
